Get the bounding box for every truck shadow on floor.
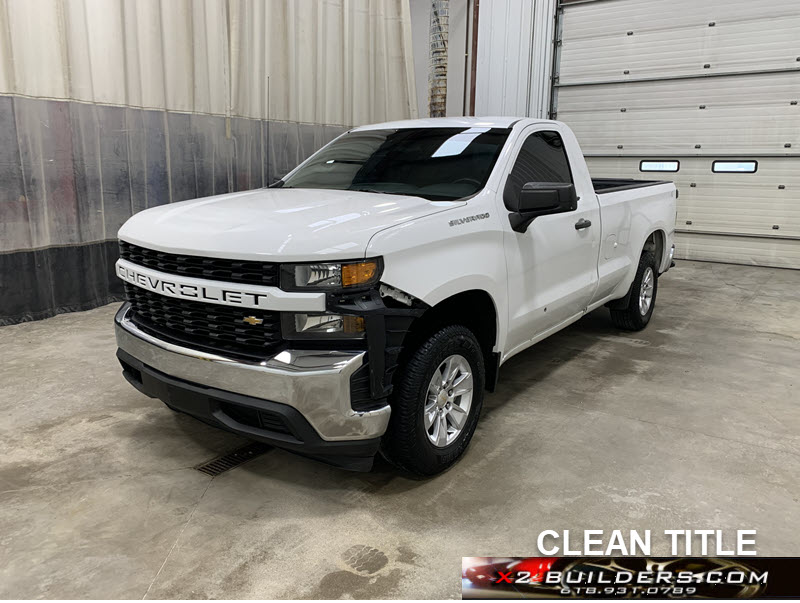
[483,307,660,420]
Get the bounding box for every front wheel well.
[397,289,499,391]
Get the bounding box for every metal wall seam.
[474,0,556,118]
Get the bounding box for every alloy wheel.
[424,354,474,447]
[639,266,654,315]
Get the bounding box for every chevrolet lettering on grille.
[116,259,272,309]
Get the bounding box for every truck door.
[501,126,601,356]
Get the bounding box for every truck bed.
[592,178,672,194]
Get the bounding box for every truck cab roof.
[350,116,556,131]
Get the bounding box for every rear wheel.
[610,250,658,331]
[381,325,485,476]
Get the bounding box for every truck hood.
[118,188,462,261]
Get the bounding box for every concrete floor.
[1,260,798,598]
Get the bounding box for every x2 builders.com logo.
[461,557,798,599]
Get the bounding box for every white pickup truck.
[114,117,676,475]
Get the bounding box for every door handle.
[575,218,592,230]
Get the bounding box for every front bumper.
[114,303,391,470]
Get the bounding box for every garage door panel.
[560,0,800,84]
[560,0,800,42]
[674,208,800,239]
[586,157,800,239]
[565,107,797,155]
[586,157,800,182]
[555,72,800,113]
[561,18,800,84]
[560,0,800,268]
[675,232,800,269]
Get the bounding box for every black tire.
[610,250,658,331]
[381,325,485,476]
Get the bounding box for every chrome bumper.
[114,303,391,441]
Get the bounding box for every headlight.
[281,258,381,291]
[282,313,366,339]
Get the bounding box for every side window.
[504,130,573,208]
[712,160,757,173]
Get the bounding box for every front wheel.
[609,250,658,331]
[381,325,485,476]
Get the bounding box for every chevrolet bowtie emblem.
[242,316,263,326]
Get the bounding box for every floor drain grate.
[342,545,389,575]
[195,442,271,476]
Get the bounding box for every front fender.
[365,203,508,353]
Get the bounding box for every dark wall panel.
[126,108,149,216]
[142,110,170,209]
[231,116,264,192]
[191,113,229,200]
[46,101,81,246]
[70,102,106,243]
[0,96,27,251]
[0,95,349,325]
[15,99,57,250]
[0,241,123,326]
[97,104,134,240]
[166,111,196,204]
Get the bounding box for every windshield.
[280,127,510,201]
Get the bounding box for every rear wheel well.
[397,290,498,391]
[606,230,665,310]
[643,230,665,271]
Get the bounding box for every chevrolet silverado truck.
[114,117,676,475]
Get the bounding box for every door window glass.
[504,131,573,207]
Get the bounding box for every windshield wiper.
[348,187,410,196]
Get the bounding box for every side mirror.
[505,182,578,232]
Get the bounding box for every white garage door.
[553,0,800,268]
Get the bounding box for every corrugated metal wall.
[0,0,417,325]
[554,0,800,269]
[474,0,556,119]
[0,0,415,123]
